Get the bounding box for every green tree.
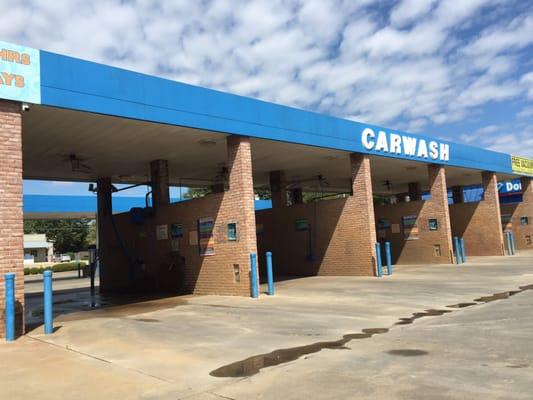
[86,220,97,246]
[183,187,211,199]
[255,188,271,200]
[24,219,92,253]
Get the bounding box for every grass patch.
[24,261,87,275]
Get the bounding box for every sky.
[2,0,531,196]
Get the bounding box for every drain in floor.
[387,349,428,357]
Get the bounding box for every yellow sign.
[511,155,533,176]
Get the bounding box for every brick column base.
[348,153,377,275]
[427,164,454,263]
[0,100,24,338]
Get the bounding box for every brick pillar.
[0,101,24,338]
[427,165,454,263]
[226,136,258,293]
[269,170,287,208]
[408,182,422,201]
[96,177,113,293]
[481,171,505,255]
[513,177,533,249]
[150,160,170,209]
[349,154,377,275]
[451,186,464,204]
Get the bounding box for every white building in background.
[23,234,54,264]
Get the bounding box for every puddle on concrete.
[395,309,452,325]
[387,349,428,357]
[25,290,190,330]
[210,329,389,378]
[210,282,533,378]
[131,318,160,323]
[362,328,389,334]
[474,292,510,303]
[446,302,478,308]
[506,364,529,369]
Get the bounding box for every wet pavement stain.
[474,292,510,303]
[387,349,428,357]
[506,364,529,369]
[446,302,478,308]
[210,330,383,378]
[362,328,389,334]
[25,290,191,329]
[210,282,533,378]
[395,309,452,325]
[131,318,161,323]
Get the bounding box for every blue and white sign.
[361,127,450,162]
[498,179,522,194]
[0,40,40,104]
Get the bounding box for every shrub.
[52,261,85,273]
[23,261,86,275]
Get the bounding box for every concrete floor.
[2,251,533,399]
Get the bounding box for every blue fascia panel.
[23,195,271,214]
[40,51,513,174]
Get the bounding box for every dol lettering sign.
[0,40,41,104]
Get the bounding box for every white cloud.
[390,0,437,28]
[521,72,533,99]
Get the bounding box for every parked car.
[60,254,72,262]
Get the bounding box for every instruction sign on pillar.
[0,40,41,104]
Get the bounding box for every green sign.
[295,219,309,231]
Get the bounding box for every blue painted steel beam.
[505,232,513,256]
[4,273,15,342]
[250,253,259,298]
[509,232,516,255]
[266,252,274,296]
[385,242,392,276]
[375,243,383,278]
[43,270,53,334]
[454,236,462,264]
[460,238,466,263]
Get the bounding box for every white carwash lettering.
[361,128,450,162]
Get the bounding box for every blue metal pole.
[505,232,513,256]
[385,242,392,276]
[460,238,466,263]
[250,253,259,298]
[43,270,53,334]
[375,242,383,277]
[266,251,274,296]
[4,273,15,342]
[454,236,462,264]
[510,232,516,255]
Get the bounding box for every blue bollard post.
[4,273,15,342]
[505,232,513,256]
[375,242,383,277]
[266,251,274,296]
[454,236,462,264]
[510,232,516,255]
[43,270,53,334]
[460,238,466,263]
[385,242,392,276]
[250,253,259,298]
